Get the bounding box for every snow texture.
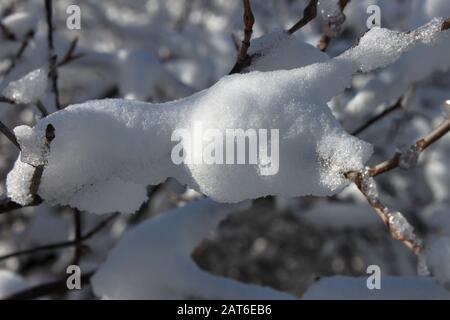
[92,199,295,299]
[6,21,446,214]
[0,12,38,39]
[2,67,48,104]
[347,18,450,119]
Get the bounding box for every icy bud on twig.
[359,167,379,205]
[318,0,346,37]
[387,211,416,242]
[398,144,422,170]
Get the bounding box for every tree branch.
[3,30,34,76]
[317,0,350,52]
[352,97,403,136]
[346,170,424,256]
[45,0,60,109]
[0,212,119,261]
[0,119,21,150]
[72,209,83,265]
[287,0,318,34]
[229,0,255,74]
[57,37,84,68]
[368,116,450,177]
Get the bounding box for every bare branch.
[368,116,450,177]
[229,0,255,74]
[287,0,318,34]
[45,0,60,109]
[3,30,34,76]
[0,212,119,261]
[57,37,84,68]
[352,97,403,136]
[35,100,49,117]
[72,209,83,265]
[0,21,16,40]
[346,171,423,256]
[0,119,20,150]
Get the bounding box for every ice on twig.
[387,211,417,242]
[399,144,422,170]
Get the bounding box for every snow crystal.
[7,21,445,214]
[2,67,48,104]
[426,237,450,289]
[6,159,35,206]
[92,199,294,299]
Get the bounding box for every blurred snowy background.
[0,0,450,299]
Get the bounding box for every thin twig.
[229,0,255,74]
[317,0,350,52]
[352,97,403,136]
[3,270,95,300]
[57,37,84,68]
[35,100,49,117]
[0,21,16,40]
[72,209,82,265]
[45,0,60,109]
[368,117,450,177]
[287,0,318,34]
[238,0,254,62]
[0,198,26,214]
[0,212,120,261]
[0,119,20,149]
[3,30,34,76]
[346,171,423,256]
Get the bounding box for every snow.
[426,237,450,289]
[246,30,330,72]
[347,20,450,118]
[2,67,48,104]
[0,12,38,39]
[6,20,447,214]
[6,159,35,206]
[302,276,450,300]
[116,49,193,101]
[92,199,295,299]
